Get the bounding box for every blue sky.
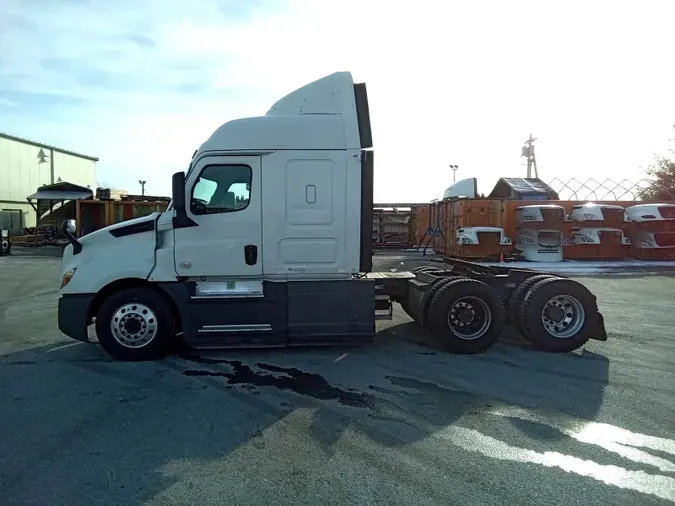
[1,0,674,201]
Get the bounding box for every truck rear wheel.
[420,276,463,326]
[517,278,597,352]
[507,274,561,331]
[400,274,461,323]
[412,265,442,274]
[427,278,505,353]
[95,287,175,361]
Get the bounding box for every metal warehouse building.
[0,132,98,233]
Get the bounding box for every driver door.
[174,155,262,278]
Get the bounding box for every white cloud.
[1,0,674,200]
[0,97,19,107]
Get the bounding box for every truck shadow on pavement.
[305,321,610,450]
[0,325,610,504]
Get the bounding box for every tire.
[412,265,441,274]
[507,275,561,332]
[401,274,459,322]
[420,276,463,326]
[427,278,506,353]
[517,278,598,352]
[95,287,175,361]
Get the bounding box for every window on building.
[191,165,251,214]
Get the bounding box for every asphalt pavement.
[1,253,674,505]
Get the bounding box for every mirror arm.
[61,219,82,255]
[172,211,198,229]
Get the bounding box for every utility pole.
[521,134,538,178]
[139,180,147,196]
[450,164,459,182]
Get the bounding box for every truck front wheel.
[95,287,175,361]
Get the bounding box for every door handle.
[244,245,258,265]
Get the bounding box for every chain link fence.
[547,178,675,201]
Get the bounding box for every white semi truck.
[57,72,607,361]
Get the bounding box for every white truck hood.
[60,213,162,295]
[78,213,160,248]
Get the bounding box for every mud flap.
[590,311,608,341]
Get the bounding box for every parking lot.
[1,252,674,505]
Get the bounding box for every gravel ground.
[1,252,674,505]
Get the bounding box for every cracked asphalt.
[1,252,674,505]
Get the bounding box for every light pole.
[450,165,459,182]
[139,180,146,196]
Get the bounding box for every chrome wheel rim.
[110,303,158,348]
[447,296,492,340]
[541,295,585,339]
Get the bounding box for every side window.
[190,165,252,215]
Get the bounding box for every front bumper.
[58,293,95,342]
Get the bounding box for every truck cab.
[58,72,378,360]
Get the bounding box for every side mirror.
[65,219,76,234]
[171,171,197,228]
[172,171,186,213]
[61,219,82,254]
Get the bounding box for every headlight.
[61,268,77,288]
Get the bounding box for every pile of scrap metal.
[21,225,68,247]
[12,225,68,247]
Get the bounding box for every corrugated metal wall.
[52,151,97,189]
[0,136,97,228]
